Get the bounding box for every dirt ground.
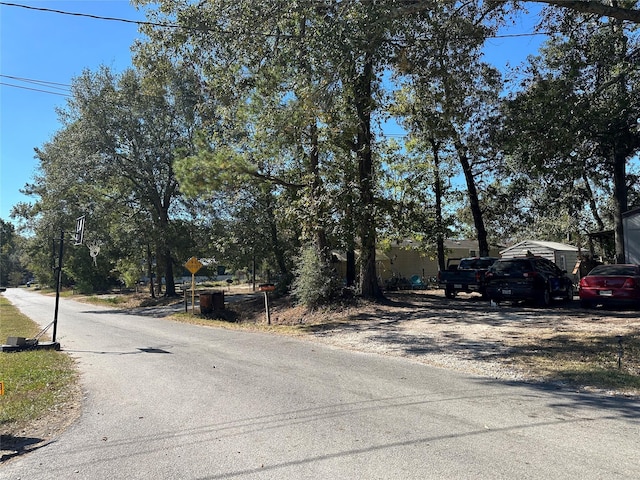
[236,289,640,396]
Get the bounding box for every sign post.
[258,283,276,325]
[185,256,203,314]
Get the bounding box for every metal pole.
[191,273,196,314]
[52,230,64,343]
[252,255,256,292]
[264,291,271,325]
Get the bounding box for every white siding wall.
[623,210,640,264]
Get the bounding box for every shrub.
[291,245,341,308]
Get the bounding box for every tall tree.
[133,0,414,299]
[531,0,640,23]
[392,1,504,257]
[17,66,198,294]
[502,4,640,261]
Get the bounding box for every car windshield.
[588,265,639,276]
[490,259,532,274]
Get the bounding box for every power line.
[1,1,547,40]
[0,81,71,97]
[0,74,71,96]
[0,74,70,90]
[0,2,181,29]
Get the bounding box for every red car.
[578,264,640,309]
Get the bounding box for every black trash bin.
[199,290,224,314]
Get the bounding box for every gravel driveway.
[273,290,640,394]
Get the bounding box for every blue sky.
[1,0,146,223]
[1,1,544,225]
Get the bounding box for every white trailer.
[500,240,580,281]
[623,208,640,264]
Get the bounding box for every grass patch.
[82,295,129,306]
[0,296,78,435]
[509,333,640,394]
[0,297,41,340]
[169,310,305,336]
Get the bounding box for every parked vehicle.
[485,256,574,306]
[438,257,498,298]
[578,264,640,309]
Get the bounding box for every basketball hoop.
[74,216,86,246]
[87,240,102,267]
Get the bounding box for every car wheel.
[445,287,456,299]
[537,285,551,307]
[564,284,574,302]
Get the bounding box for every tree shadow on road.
[0,434,48,462]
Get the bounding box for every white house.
[623,208,640,264]
[500,240,580,280]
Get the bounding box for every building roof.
[623,207,640,218]
[501,240,579,255]
[391,239,501,250]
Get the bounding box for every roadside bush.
[291,245,341,308]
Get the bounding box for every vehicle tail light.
[581,276,604,287]
[622,278,638,289]
[523,271,537,278]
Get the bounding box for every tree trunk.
[454,138,489,257]
[344,191,357,287]
[582,171,605,231]
[265,189,288,276]
[309,122,330,264]
[146,243,155,299]
[610,15,629,264]
[612,150,627,263]
[155,259,163,297]
[163,246,177,297]
[355,58,382,299]
[158,206,177,297]
[346,249,356,287]
[431,139,446,271]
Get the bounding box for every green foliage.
[291,245,341,308]
[0,219,30,287]
[13,65,204,295]
[498,7,640,255]
[116,258,144,288]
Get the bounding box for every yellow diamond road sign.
[185,256,203,274]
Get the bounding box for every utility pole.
[52,230,65,343]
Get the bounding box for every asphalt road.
[2,288,639,479]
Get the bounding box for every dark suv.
[485,257,574,306]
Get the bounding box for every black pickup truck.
[437,257,498,298]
